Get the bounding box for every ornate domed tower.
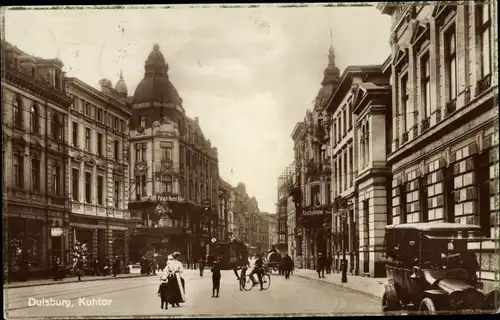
[131,43,184,132]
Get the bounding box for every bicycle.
[241,269,271,291]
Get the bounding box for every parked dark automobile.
[380,222,499,314]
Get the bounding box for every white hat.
[167,255,173,260]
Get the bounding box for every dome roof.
[132,43,182,105]
[114,70,128,95]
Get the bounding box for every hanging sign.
[50,227,64,237]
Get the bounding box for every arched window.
[13,95,23,129]
[140,116,146,127]
[51,112,61,141]
[31,103,40,134]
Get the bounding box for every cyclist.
[233,257,250,281]
[248,253,265,290]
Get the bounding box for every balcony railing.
[476,74,492,96]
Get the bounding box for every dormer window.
[140,116,146,128]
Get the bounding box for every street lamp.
[339,200,353,284]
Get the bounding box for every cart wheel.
[382,284,400,313]
[419,298,436,315]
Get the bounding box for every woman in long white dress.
[166,254,186,305]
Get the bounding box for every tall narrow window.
[135,143,142,162]
[114,180,120,208]
[84,102,91,117]
[349,146,354,187]
[342,108,347,135]
[141,174,147,196]
[478,3,492,79]
[13,96,23,129]
[344,152,348,190]
[85,128,91,152]
[31,158,40,192]
[13,153,24,189]
[53,165,61,195]
[161,146,173,161]
[445,25,457,101]
[97,108,102,122]
[72,169,79,201]
[97,175,104,205]
[348,102,353,130]
[140,116,146,127]
[135,176,141,200]
[51,112,62,141]
[114,140,119,161]
[338,157,343,193]
[31,104,39,134]
[97,133,103,156]
[365,122,370,166]
[85,172,92,203]
[401,74,410,132]
[72,122,79,147]
[162,176,173,194]
[421,53,432,118]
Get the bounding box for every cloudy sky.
[4,4,391,213]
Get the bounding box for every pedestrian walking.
[53,257,63,281]
[113,256,120,277]
[326,254,333,274]
[93,258,100,276]
[172,252,186,298]
[166,255,184,307]
[74,258,84,281]
[211,258,221,298]
[198,257,205,277]
[282,253,293,279]
[316,253,326,278]
[158,276,171,310]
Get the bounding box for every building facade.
[276,165,293,254]
[127,44,220,264]
[257,212,271,253]
[65,75,132,271]
[218,178,233,241]
[268,213,278,249]
[378,3,498,288]
[322,63,392,277]
[292,44,340,270]
[2,41,73,280]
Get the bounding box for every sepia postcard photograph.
[1,2,499,318]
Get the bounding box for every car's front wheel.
[419,298,437,315]
[382,284,400,314]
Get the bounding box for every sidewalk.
[4,268,203,289]
[4,273,143,289]
[293,269,384,299]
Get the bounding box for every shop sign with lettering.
[156,194,180,203]
[303,209,325,216]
